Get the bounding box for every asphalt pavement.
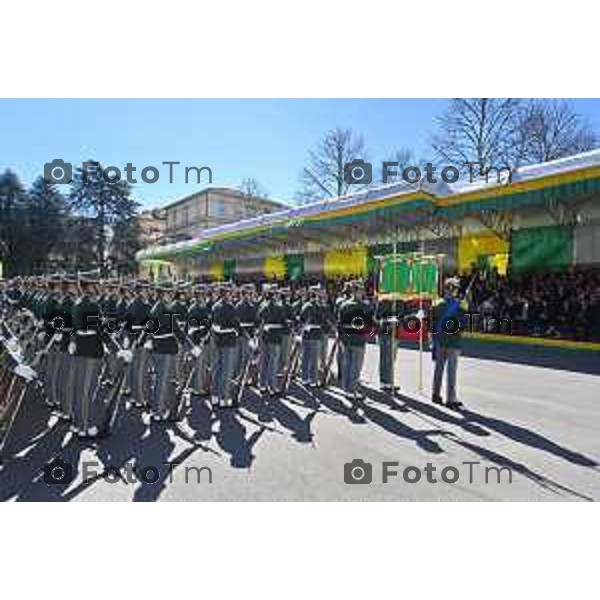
[1,344,598,501]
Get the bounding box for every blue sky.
[1,98,599,208]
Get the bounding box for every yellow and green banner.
[324,247,368,277]
[458,233,509,274]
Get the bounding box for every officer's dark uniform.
[187,291,212,395]
[144,289,186,420]
[338,289,373,399]
[299,293,326,386]
[234,290,257,380]
[210,290,239,406]
[258,291,287,394]
[125,286,151,406]
[70,287,106,436]
[376,298,403,391]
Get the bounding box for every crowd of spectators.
[224,265,600,343]
[460,266,600,342]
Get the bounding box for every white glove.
[117,349,133,364]
[122,336,131,350]
[68,341,76,355]
[143,339,153,351]
[37,331,46,342]
[249,339,258,352]
[191,345,202,358]
[6,339,20,355]
[295,334,302,344]
[15,363,37,382]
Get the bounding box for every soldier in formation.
[1,270,470,446]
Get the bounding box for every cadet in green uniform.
[337,282,373,400]
[55,276,77,419]
[299,285,326,386]
[101,279,122,384]
[144,283,186,420]
[187,284,211,396]
[277,288,294,379]
[234,284,258,380]
[70,276,107,437]
[258,286,287,395]
[334,282,352,382]
[376,297,403,392]
[210,284,239,407]
[125,281,152,407]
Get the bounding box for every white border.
[3,504,597,599]
[2,1,598,595]
[1,1,598,97]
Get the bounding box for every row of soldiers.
[0,272,464,440]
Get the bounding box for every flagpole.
[392,231,398,392]
[418,240,425,393]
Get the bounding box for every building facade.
[163,187,287,241]
[138,208,167,247]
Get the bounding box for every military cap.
[444,276,461,291]
[155,281,174,292]
[104,278,121,288]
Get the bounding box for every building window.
[211,200,226,218]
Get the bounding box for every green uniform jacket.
[258,300,287,344]
[147,300,185,355]
[187,301,211,345]
[211,299,238,347]
[338,297,374,347]
[300,300,326,340]
[71,295,105,359]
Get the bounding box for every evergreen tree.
[69,160,140,276]
[0,170,27,276]
[25,177,70,273]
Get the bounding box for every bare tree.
[516,99,596,163]
[432,98,523,175]
[297,127,368,203]
[380,148,415,183]
[239,177,269,200]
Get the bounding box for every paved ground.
[1,344,599,501]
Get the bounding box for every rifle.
[0,333,38,457]
[319,332,339,388]
[280,333,301,395]
[235,331,260,405]
[170,332,210,420]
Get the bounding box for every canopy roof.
[137,149,600,261]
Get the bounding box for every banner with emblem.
[375,252,442,300]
